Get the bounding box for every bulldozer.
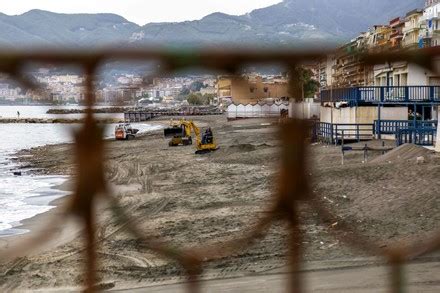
[163,119,218,154]
[115,123,139,140]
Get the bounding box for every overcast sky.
[0,0,282,25]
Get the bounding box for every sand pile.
[371,143,432,163]
[228,143,257,152]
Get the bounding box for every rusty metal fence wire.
[0,47,440,292]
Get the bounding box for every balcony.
[390,31,403,39]
[320,86,440,105]
[403,26,421,34]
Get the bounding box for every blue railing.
[375,120,438,135]
[396,127,436,146]
[316,122,375,144]
[321,86,440,105]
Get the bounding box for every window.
[394,74,400,86]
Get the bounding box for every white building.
[373,59,440,87]
[0,84,23,100]
[423,0,440,46]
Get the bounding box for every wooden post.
[364,143,368,163]
[377,103,382,139]
[341,130,345,165]
[342,130,345,148]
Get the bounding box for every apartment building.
[332,34,374,87]
[402,9,424,49]
[390,17,405,49]
[423,0,440,46]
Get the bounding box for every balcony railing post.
[429,86,434,103]
[405,87,409,103]
[356,87,360,106]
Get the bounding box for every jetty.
[0,117,122,124]
[46,107,128,114]
[124,107,223,122]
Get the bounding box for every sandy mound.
[371,143,432,163]
[228,143,257,152]
[228,143,274,152]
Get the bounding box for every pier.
[124,108,223,122]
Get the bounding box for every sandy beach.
[1,115,440,291]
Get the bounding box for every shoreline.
[0,179,72,234]
[0,180,72,254]
[0,120,167,242]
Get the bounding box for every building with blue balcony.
[318,85,440,146]
[311,1,440,147]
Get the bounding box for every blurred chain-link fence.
[0,48,440,292]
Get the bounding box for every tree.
[301,69,320,99]
[202,93,215,105]
[288,67,320,100]
[186,93,215,105]
[186,93,204,105]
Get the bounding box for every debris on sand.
[416,156,425,164]
[370,143,432,163]
[228,143,274,152]
[229,144,257,152]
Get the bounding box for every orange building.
[390,17,405,49]
[216,75,289,104]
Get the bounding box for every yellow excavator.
[164,119,218,154]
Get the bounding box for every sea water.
[0,106,160,236]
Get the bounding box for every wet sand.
[1,115,440,291]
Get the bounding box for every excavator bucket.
[164,126,184,138]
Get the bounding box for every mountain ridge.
[0,0,426,48]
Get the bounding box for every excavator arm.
[186,121,201,147]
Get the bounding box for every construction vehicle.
[164,119,194,146]
[163,119,218,154]
[115,123,139,140]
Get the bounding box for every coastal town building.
[200,86,216,95]
[390,17,405,49]
[0,84,24,101]
[332,35,373,87]
[423,0,440,47]
[216,75,289,105]
[313,57,335,90]
[370,25,392,51]
[402,9,424,49]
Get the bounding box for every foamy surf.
[0,114,161,237]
